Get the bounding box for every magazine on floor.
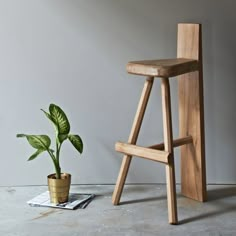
[27,191,95,210]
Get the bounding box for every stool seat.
[127,58,199,77]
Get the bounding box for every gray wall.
[1,0,236,186]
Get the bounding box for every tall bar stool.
[112,23,207,225]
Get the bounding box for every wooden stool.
[112,23,207,225]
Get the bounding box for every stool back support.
[177,23,207,201]
[177,23,201,60]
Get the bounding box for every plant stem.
[55,138,62,179]
[54,161,61,179]
[47,149,61,179]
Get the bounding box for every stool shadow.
[179,186,236,224]
[116,185,236,224]
[119,185,167,205]
[120,196,166,205]
[207,186,236,201]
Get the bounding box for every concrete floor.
[0,185,236,236]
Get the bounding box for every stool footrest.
[115,142,170,164]
[149,136,193,150]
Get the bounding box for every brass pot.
[47,173,71,204]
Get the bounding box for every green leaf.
[49,104,70,137]
[58,134,68,143]
[68,134,83,154]
[41,109,54,123]
[28,149,45,161]
[17,134,51,150]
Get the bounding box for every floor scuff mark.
[31,209,60,220]
[6,188,16,194]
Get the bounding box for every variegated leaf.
[17,134,51,150]
[28,149,45,161]
[68,134,83,154]
[49,104,70,136]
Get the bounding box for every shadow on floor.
[179,186,236,224]
[115,185,236,224]
[118,185,167,205]
[207,186,236,201]
[179,204,236,225]
[120,195,166,205]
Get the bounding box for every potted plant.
[17,104,83,204]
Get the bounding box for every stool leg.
[161,78,178,224]
[112,77,154,205]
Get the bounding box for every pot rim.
[47,173,71,179]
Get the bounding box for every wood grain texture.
[161,78,178,224]
[177,23,207,202]
[115,142,169,164]
[112,77,154,205]
[127,58,199,77]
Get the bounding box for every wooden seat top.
[126,58,199,78]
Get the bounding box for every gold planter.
[47,173,71,204]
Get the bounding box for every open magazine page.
[27,191,95,210]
